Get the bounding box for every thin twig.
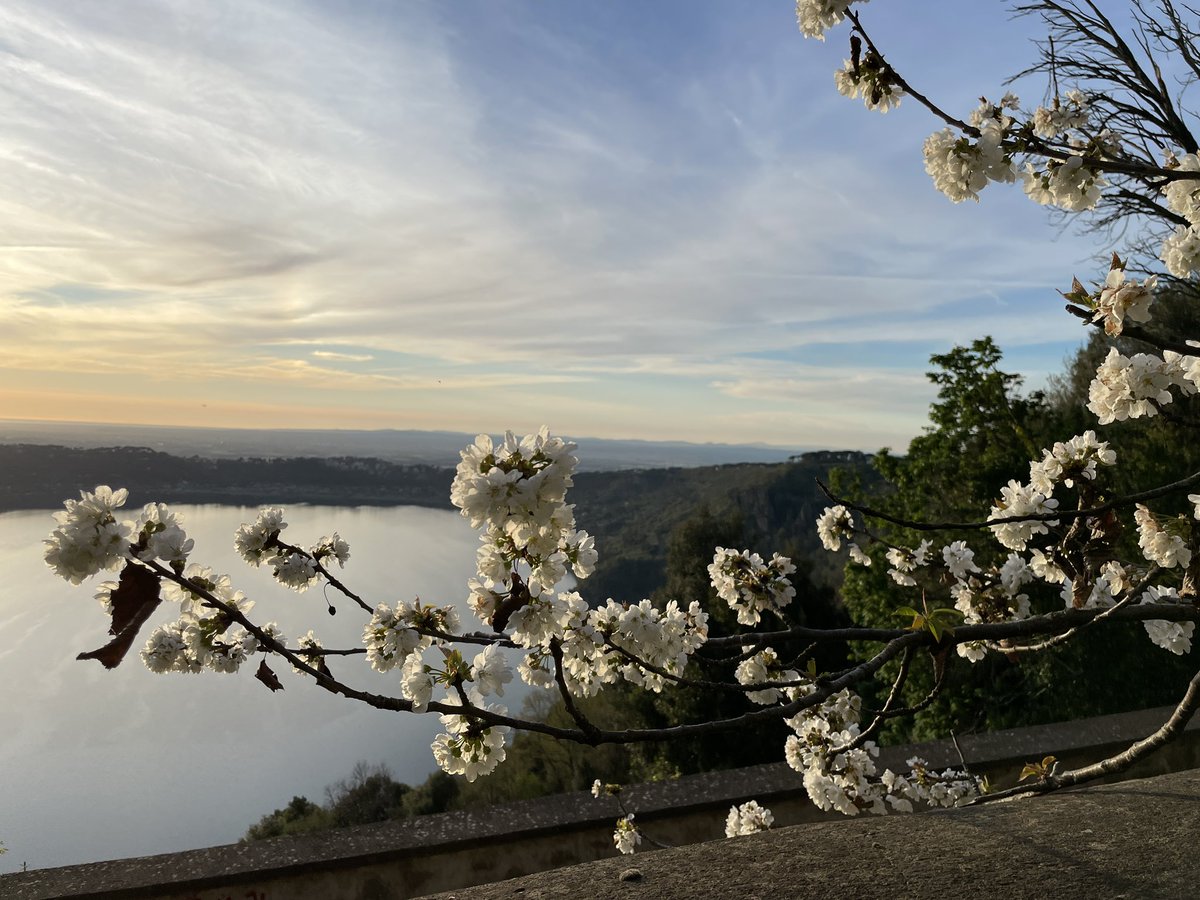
[971,660,1200,803]
[817,470,1200,533]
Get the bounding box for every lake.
[0,503,499,873]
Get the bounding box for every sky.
[0,0,1111,451]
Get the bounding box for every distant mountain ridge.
[2,442,876,601]
[0,420,803,471]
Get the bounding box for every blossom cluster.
[834,54,902,113]
[613,814,641,855]
[802,5,1116,215]
[794,0,863,41]
[1031,91,1090,139]
[988,481,1059,552]
[431,699,511,782]
[725,800,774,837]
[233,506,350,593]
[1134,505,1192,570]
[45,487,196,584]
[923,122,1014,204]
[708,548,797,626]
[816,504,854,552]
[362,600,456,673]
[507,590,710,696]
[451,428,596,602]
[1028,431,1117,494]
[1086,348,1198,424]
[1140,586,1195,655]
[784,687,978,815]
[139,565,276,674]
[1161,153,1200,277]
[950,554,1034,662]
[884,540,931,587]
[735,647,801,706]
[1022,154,1105,211]
[1092,266,1156,337]
[988,431,1115,551]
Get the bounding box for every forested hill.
[0,444,454,510]
[4,443,873,599]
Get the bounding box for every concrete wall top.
[3,704,1196,899]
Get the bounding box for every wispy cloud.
[0,0,1099,445]
[311,350,374,363]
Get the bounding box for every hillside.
[7,444,875,601]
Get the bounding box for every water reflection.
[0,504,484,873]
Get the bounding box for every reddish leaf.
[77,563,162,669]
[255,659,284,692]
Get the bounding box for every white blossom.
[795,0,862,40]
[234,507,286,566]
[1163,152,1200,223]
[816,505,855,551]
[1029,431,1116,494]
[1141,586,1194,655]
[1094,268,1155,336]
[311,533,350,567]
[709,548,796,626]
[735,648,798,705]
[924,109,1015,203]
[431,705,510,782]
[1135,505,1192,569]
[613,814,641,854]
[401,651,434,711]
[1030,549,1066,585]
[834,58,902,112]
[471,644,513,698]
[291,630,326,675]
[1161,224,1200,277]
[363,602,429,672]
[942,541,980,580]
[1022,155,1105,211]
[725,800,775,837]
[44,486,131,584]
[1087,348,1177,424]
[269,551,319,591]
[1031,90,1089,138]
[141,623,191,674]
[989,480,1058,551]
[886,541,931,587]
[130,502,193,569]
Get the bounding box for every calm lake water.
[0,503,497,873]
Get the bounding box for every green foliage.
[600,505,849,777]
[873,338,1050,521]
[895,598,962,642]
[240,693,647,840]
[324,761,411,827]
[572,453,878,604]
[841,334,1197,743]
[449,690,646,808]
[1048,285,1200,514]
[242,795,331,841]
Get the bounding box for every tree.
[42,0,1200,852]
[843,337,1197,742]
[243,796,330,842]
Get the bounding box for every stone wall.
[4,705,1199,900]
[420,768,1200,899]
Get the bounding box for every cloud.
[0,0,1104,444]
[311,350,374,363]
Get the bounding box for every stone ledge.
[419,769,1200,900]
[3,704,1198,899]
